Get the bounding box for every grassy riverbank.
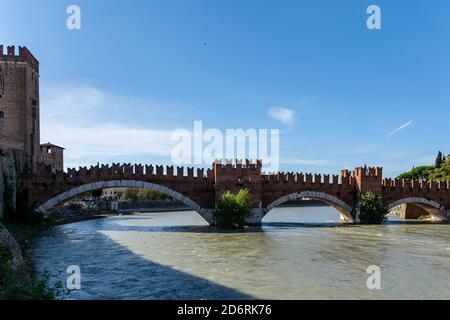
[0,221,62,300]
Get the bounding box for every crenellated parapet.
[64,163,213,182]
[382,178,450,190]
[353,165,383,194]
[18,160,450,225]
[0,45,39,73]
[262,171,345,185]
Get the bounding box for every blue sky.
[1,0,449,177]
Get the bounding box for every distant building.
[39,143,65,173]
[102,187,126,201]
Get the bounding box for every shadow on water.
[80,217,450,235]
[31,220,257,300]
[262,220,450,229]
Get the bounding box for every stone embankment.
[0,225,24,268]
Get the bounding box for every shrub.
[215,189,251,228]
[0,243,59,300]
[358,192,388,224]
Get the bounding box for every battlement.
[382,178,450,190]
[0,45,39,73]
[262,171,351,186]
[353,166,383,178]
[59,163,214,180]
[213,159,262,170]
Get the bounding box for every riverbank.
[0,222,58,299]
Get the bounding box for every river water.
[28,207,450,300]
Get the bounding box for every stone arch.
[386,197,449,221]
[264,191,354,222]
[36,180,214,225]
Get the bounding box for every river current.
[28,207,450,300]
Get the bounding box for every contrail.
[386,119,414,137]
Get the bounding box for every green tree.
[435,151,444,168]
[215,189,251,228]
[397,166,434,180]
[123,188,173,201]
[136,189,172,201]
[123,188,140,201]
[90,190,103,205]
[358,192,388,224]
[137,189,154,200]
[429,156,450,181]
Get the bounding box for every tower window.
[0,111,4,119]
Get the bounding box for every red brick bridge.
[22,160,450,225]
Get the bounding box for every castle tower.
[39,143,65,173]
[0,45,40,172]
[213,160,263,225]
[353,166,383,195]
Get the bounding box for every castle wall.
[0,46,40,173]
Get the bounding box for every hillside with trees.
[397,151,450,181]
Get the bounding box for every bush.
[0,243,59,300]
[215,189,251,228]
[358,192,388,224]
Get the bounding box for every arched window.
[0,111,4,119]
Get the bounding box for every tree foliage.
[358,192,388,224]
[215,189,251,228]
[397,166,434,180]
[0,243,59,300]
[435,151,444,168]
[123,188,173,201]
[429,156,450,181]
[123,188,140,201]
[398,151,450,182]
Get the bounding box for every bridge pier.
[340,213,352,223]
[199,209,216,226]
[243,208,264,226]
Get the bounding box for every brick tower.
[353,166,383,195]
[0,45,40,172]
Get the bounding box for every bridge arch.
[386,197,449,221]
[36,180,215,225]
[264,191,355,222]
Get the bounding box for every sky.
[1,0,449,177]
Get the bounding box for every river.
[28,206,450,300]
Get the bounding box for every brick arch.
[386,197,449,221]
[264,191,354,222]
[36,180,215,225]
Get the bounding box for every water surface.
[29,207,450,299]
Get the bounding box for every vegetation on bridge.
[398,151,450,181]
[215,189,251,228]
[358,192,388,224]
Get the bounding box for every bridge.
[21,160,450,226]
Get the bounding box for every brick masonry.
[2,45,449,226]
[17,161,450,226]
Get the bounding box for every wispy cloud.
[386,119,414,138]
[268,107,295,125]
[41,84,176,168]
